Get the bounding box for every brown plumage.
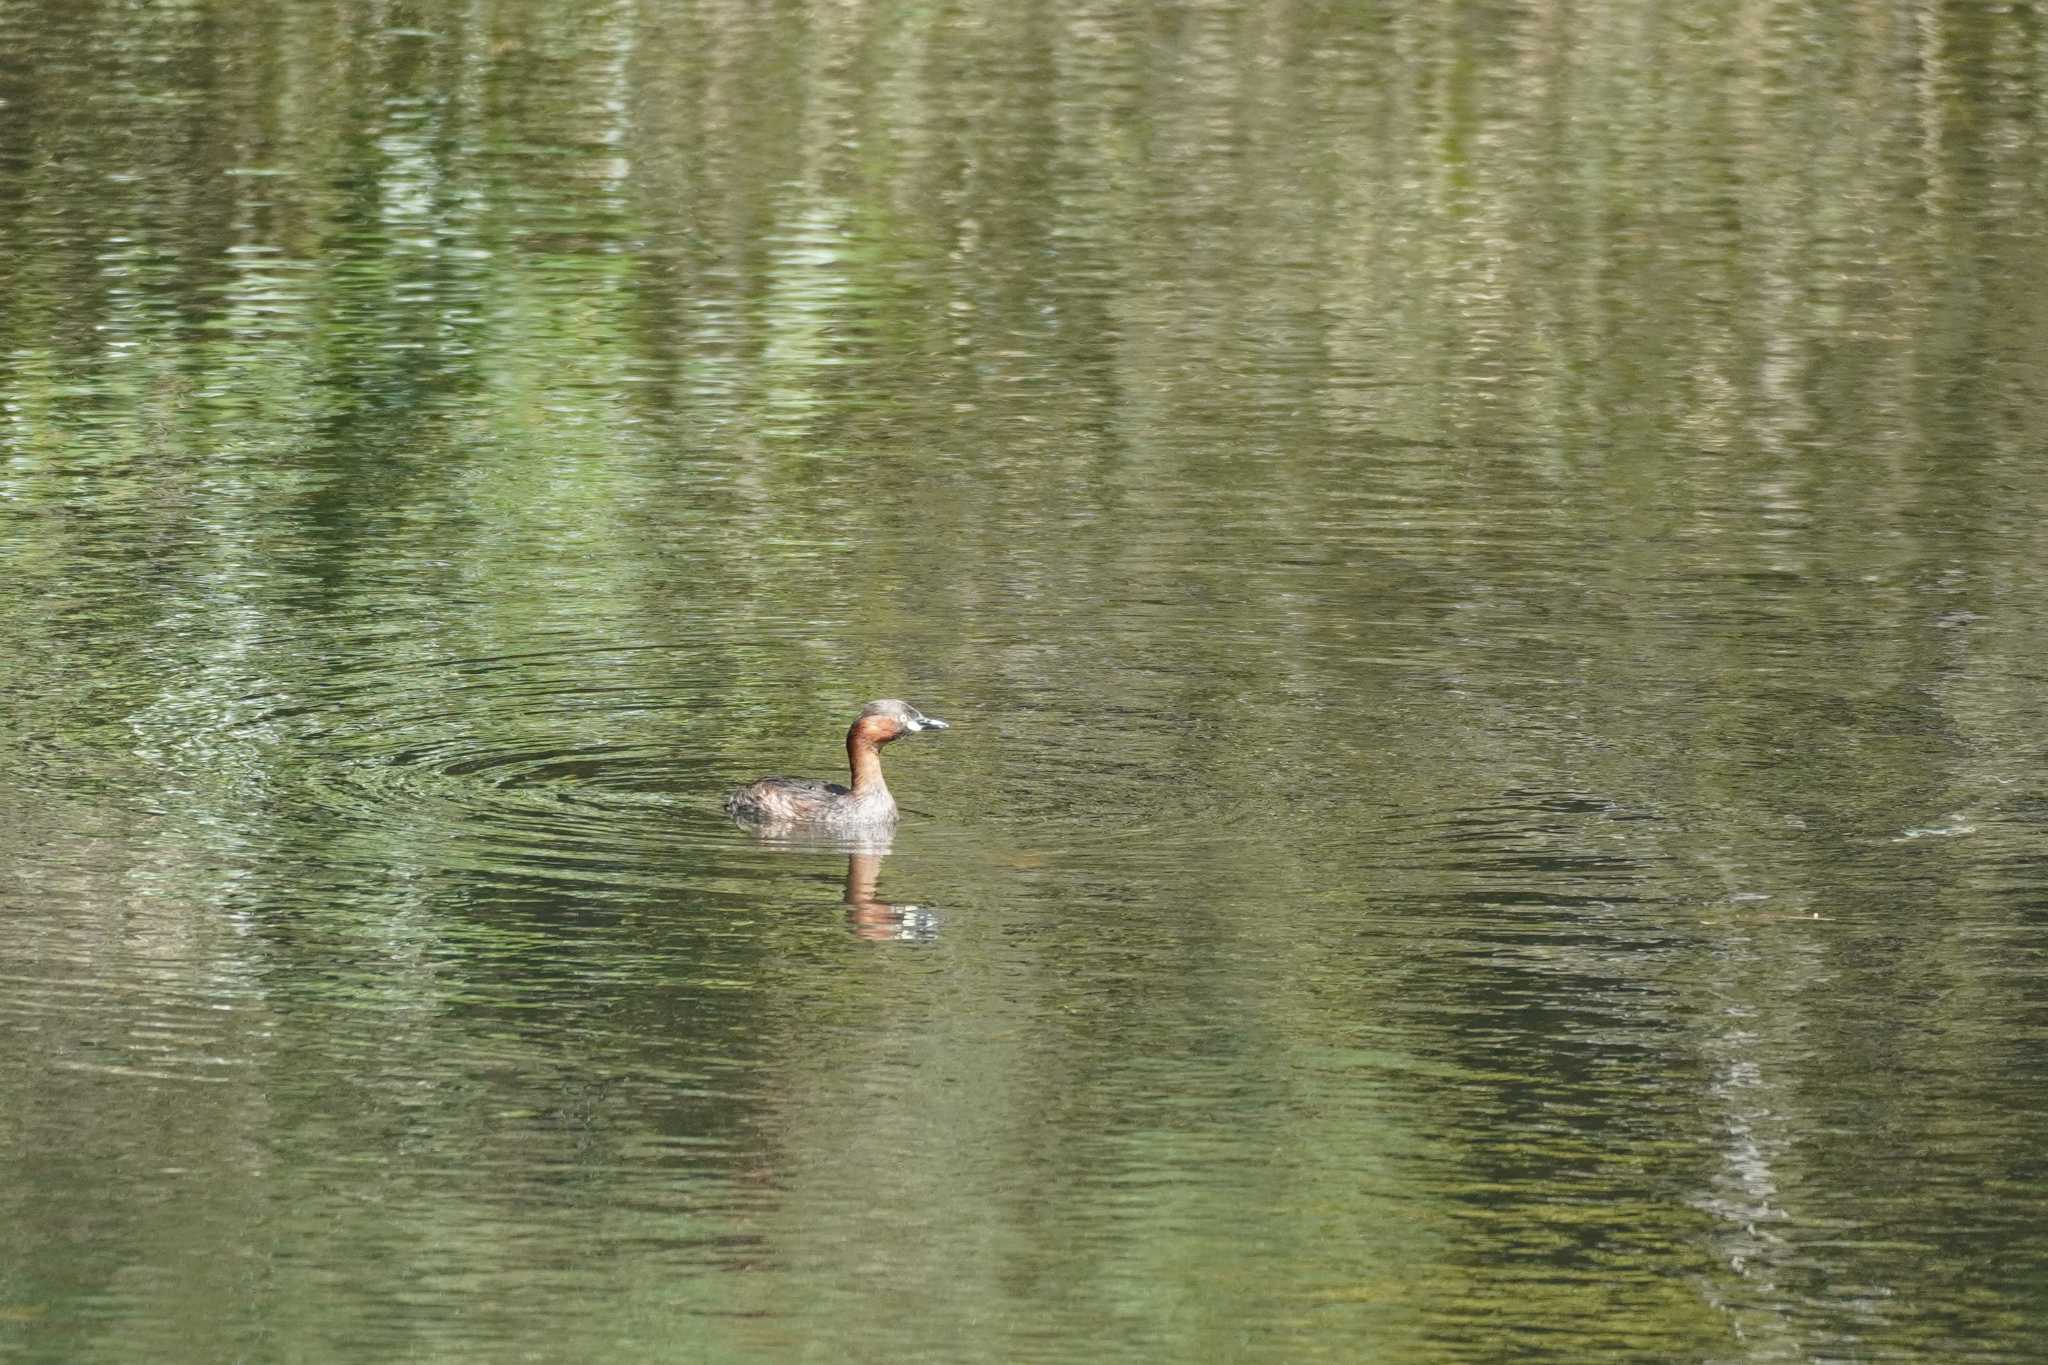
[725,700,950,831]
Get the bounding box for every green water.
[5,1,2048,1360]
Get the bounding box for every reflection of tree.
[4,0,2048,1356]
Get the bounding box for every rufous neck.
[847,728,889,795]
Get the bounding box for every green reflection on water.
[5,0,2048,1361]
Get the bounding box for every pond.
[4,1,2048,1360]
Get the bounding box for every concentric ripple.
[109,633,765,897]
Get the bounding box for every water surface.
[5,1,2048,1360]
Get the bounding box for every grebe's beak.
[909,713,949,733]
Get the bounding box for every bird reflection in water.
[840,849,937,941]
[736,826,938,941]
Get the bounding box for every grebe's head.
[853,698,950,744]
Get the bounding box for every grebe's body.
[725,700,948,832]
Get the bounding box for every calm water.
[6,1,2048,1360]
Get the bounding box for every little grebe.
[725,699,949,831]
